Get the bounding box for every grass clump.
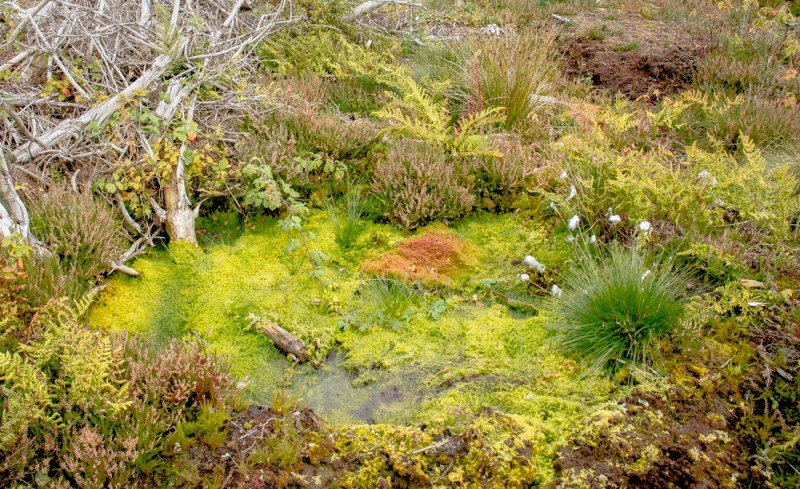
[359,277,416,330]
[326,185,366,250]
[552,247,689,375]
[456,30,559,129]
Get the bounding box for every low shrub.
[371,142,474,229]
[27,185,123,305]
[546,111,800,242]
[0,297,239,487]
[551,246,690,375]
[672,89,800,151]
[470,136,535,211]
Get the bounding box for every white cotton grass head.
[637,221,652,234]
[608,214,621,225]
[559,171,568,179]
[567,214,580,230]
[520,273,530,282]
[641,269,652,281]
[522,255,546,273]
[550,284,562,297]
[589,235,597,244]
[566,185,577,201]
[565,234,576,243]
[697,170,718,186]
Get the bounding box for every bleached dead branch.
[1,0,295,255]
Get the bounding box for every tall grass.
[406,30,559,130]
[360,277,416,330]
[326,184,366,250]
[457,30,559,129]
[551,246,690,375]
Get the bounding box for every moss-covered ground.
[90,210,625,481]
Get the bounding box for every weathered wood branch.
[11,37,188,166]
[110,262,141,277]
[154,80,197,244]
[117,197,143,235]
[249,315,308,362]
[223,0,248,28]
[0,151,30,238]
[345,0,424,21]
[138,0,152,26]
[4,0,57,47]
[0,49,35,73]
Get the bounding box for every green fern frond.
[374,69,503,157]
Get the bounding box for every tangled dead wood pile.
[0,0,293,269]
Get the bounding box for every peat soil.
[559,11,702,100]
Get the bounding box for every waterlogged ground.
[89,210,626,479]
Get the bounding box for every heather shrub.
[276,110,379,161]
[371,141,474,229]
[0,297,239,487]
[27,185,123,305]
[471,136,535,211]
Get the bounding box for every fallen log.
[249,315,308,362]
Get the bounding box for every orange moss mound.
[362,230,478,285]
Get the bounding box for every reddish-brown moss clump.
[362,230,478,285]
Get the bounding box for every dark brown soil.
[551,389,750,488]
[560,11,701,100]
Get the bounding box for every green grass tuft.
[359,277,417,330]
[551,246,690,376]
[327,185,367,250]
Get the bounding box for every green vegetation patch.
[89,210,624,482]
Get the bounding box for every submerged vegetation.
[1,0,800,487]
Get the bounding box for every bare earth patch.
[560,10,702,100]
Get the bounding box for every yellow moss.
[89,209,625,484]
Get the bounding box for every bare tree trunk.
[163,145,197,244]
[153,80,197,244]
[0,152,30,238]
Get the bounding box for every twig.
[551,14,573,24]
[345,0,424,21]
[4,0,56,47]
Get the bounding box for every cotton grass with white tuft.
[550,246,690,376]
